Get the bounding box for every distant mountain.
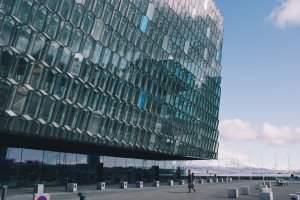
[186,165,299,175]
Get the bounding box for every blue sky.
[189,0,300,172]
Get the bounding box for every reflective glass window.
[87,111,101,134]
[70,4,85,27]
[70,29,84,52]
[11,56,32,83]
[111,11,121,31]
[119,17,128,36]
[57,47,72,72]
[0,49,14,77]
[15,26,31,53]
[12,86,28,115]
[45,41,60,66]
[0,16,15,45]
[78,85,91,107]
[29,63,43,89]
[82,36,93,58]
[44,13,60,39]
[44,0,60,12]
[81,11,95,34]
[0,80,11,109]
[93,0,105,18]
[119,0,129,16]
[102,4,114,24]
[68,79,81,103]
[100,47,112,69]
[19,149,43,187]
[58,0,73,20]
[38,95,55,122]
[54,74,69,99]
[25,91,42,118]
[59,22,73,46]
[91,18,103,40]
[15,0,32,23]
[100,25,112,46]
[109,31,120,52]
[52,101,68,125]
[31,33,46,60]
[41,69,57,93]
[0,0,14,13]
[69,53,83,77]
[91,42,103,64]
[66,105,79,128]
[108,52,119,74]
[77,109,90,131]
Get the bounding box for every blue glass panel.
[140,16,149,33]
[138,89,146,108]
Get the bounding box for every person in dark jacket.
[187,170,195,193]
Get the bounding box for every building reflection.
[0,147,185,187]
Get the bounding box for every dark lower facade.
[0,146,185,187]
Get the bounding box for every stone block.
[67,183,77,192]
[260,191,273,200]
[227,188,238,198]
[240,186,250,195]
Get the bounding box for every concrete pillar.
[136,181,143,188]
[96,182,105,190]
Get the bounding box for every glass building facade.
[0,0,223,187]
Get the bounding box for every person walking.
[187,170,195,193]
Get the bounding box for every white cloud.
[260,123,300,145]
[219,119,257,141]
[219,119,300,146]
[268,0,300,29]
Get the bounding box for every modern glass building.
[0,0,223,187]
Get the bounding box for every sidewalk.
[4,180,300,200]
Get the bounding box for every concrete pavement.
[4,180,300,200]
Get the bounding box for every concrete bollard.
[260,191,273,200]
[179,180,185,185]
[96,182,105,190]
[265,182,272,188]
[240,186,250,195]
[289,194,300,200]
[227,188,238,198]
[260,185,271,192]
[207,179,213,183]
[152,181,159,187]
[67,183,77,192]
[198,179,204,184]
[120,181,127,189]
[34,184,44,194]
[78,193,86,200]
[33,193,50,200]
[1,185,8,200]
[136,181,143,188]
[229,178,233,182]
[213,178,218,183]
[256,183,262,190]
[167,180,173,186]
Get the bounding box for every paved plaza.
[4,180,300,200]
